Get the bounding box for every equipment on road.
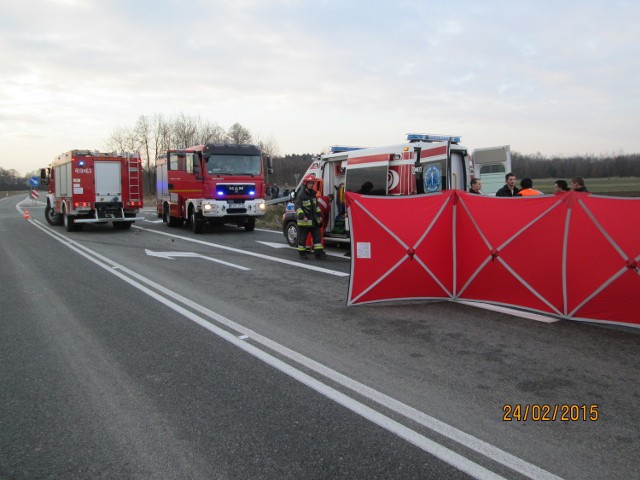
[41,150,144,231]
[155,143,273,233]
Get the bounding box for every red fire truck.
[41,150,144,231]
[282,133,511,247]
[155,143,273,233]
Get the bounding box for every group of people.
[266,183,291,199]
[470,174,589,197]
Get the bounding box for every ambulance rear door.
[472,145,512,195]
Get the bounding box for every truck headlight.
[203,204,212,211]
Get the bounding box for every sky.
[1,0,639,175]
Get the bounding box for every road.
[1,194,638,480]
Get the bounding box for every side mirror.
[40,168,49,185]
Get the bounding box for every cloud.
[1,1,639,174]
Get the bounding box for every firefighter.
[294,175,326,259]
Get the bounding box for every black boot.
[315,250,327,259]
[299,251,308,259]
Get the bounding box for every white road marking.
[458,301,560,323]
[133,225,349,277]
[144,249,250,271]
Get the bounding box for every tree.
[226,122,252,144]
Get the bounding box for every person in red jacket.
[317,193,334,225]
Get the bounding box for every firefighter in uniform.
[295,175,326,259]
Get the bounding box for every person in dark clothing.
[294,175,326,259]
[571,176,589,192]
[553,179,570,194]
[468,178,482,194]
[496,172,520,197]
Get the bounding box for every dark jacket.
[496,185,520,197]
[294,187,322,227]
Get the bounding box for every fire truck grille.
[226,207,247,214]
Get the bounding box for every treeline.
[0,167,28,191]
[512,152,640,179]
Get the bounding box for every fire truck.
[282,133,511,247]
[156,143,273,233]
[41,150,144,231]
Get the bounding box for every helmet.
[303,174,315,184]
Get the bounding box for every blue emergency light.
[78,160,85,166]
[330,145,366,153]
[407,133,461,143]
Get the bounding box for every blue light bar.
[217,190,224,196]
[407,133,461,143]
[330,145,366,153]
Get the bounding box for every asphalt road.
[1,194,639,480]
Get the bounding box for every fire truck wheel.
[45,204,63,226]
[63,210,75,232]
[190,210,203,234]
[244,217,256,232]
[167,216,181,227]
[284,220,298,246]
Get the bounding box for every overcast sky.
[1,0,639,175]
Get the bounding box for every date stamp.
[503,404,599,422]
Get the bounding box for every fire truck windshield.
[205,154,261,176]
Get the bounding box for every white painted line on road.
[27,217,563,480]
[144,249,250,271]
[133,225,350,277]
[256,240,290,249]
[458,301,560,323]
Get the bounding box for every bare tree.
[255,134,280,158]
[171,113,200,148]
[105,126,139,153]
[226,122,252,144]
[196,120,226,145]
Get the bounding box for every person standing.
[496,173,520,197]
[468,178,482,194]
[571,176,589,192]
[517,178,543,196]
[294,175,326,259]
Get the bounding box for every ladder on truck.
[127,155,141,202]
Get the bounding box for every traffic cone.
[24,210,30,219]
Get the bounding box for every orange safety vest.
[518,188,543,196]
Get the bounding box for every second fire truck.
[156,143,273,233]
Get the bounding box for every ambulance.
[282,133,511,247]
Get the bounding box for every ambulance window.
[346,166,387,195]
[479,164,505,174]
